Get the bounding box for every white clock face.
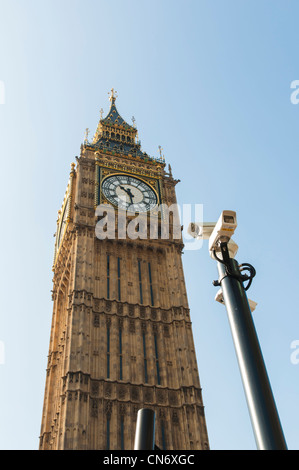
[102,174,158,212]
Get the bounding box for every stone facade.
[39,92,209,450]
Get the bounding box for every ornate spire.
[87,90,165,166]
[92,89,136,144]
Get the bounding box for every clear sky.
[0,0,298,450]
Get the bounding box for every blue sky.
[0,0,298,450]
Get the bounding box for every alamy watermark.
[290,340,299,365]
[290,80,299,104]
[95,202,203,251]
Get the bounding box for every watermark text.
[290,80,299,104]
[95,203,203,251]
[290,340,299,365]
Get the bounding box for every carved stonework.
[157,389,167,404]
[129,304,134,317]
[151,309,157,320]
[118,385,126,400]
[172,411,179,425]
[40,94,209,451]
[117,303,123,314]
[104,383,112,398]
[169,391,178,405]
[119,403,126,416]
[93,313,100,327]
[90,399,98,418]
[140,306,146,318]
[131,386,139,402]
[105,400,112,418]
[91,381,99,396]
[129,320,135,333]
[144,388,153,403]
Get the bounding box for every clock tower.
[39,90,209,450]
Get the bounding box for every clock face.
[102,174,158,212]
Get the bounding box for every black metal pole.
[134,408,155,450]
[217,258,287,450]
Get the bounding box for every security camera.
[208,210,237,253]
[215,288,225,304]
[188,214,238,258]
[187,222,217,240]
[215,288,257,312]
[248,299,257,312]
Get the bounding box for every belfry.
[39,91,209,450]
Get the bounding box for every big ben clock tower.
[39,90,209,450]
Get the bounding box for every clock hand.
[126,188,135,205]
[119,185,135,204]
[120,185,131,196]
[119,185,130,201]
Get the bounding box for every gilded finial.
[100,108,104,119]
[108,88,118,102]
[158,146,165,161]
[84,128,89,144]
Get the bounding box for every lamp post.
[215,243,287,450]
[188,211,287,450]
[134,409,156,450]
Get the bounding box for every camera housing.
[215,288,257,312]
[187,212,238,258]
[187,222,217,240]
[208,210,237,253]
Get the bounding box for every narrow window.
[107,254,110,299]
[107,327,110,379]
[120,416,125,450]
[117,257,121,301]
[154,334,161,385]
[119,328,123,380]
[106,417,110,450]
[138,260,143,304]
[161,422,166,450]
[148,262,154,306]
[142,332,148,383]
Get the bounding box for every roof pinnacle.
[108,88,118,103]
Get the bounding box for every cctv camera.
[188,214,238,258]
[187,222,217,240]
[215,288,257,312]
[208,210,237,253]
